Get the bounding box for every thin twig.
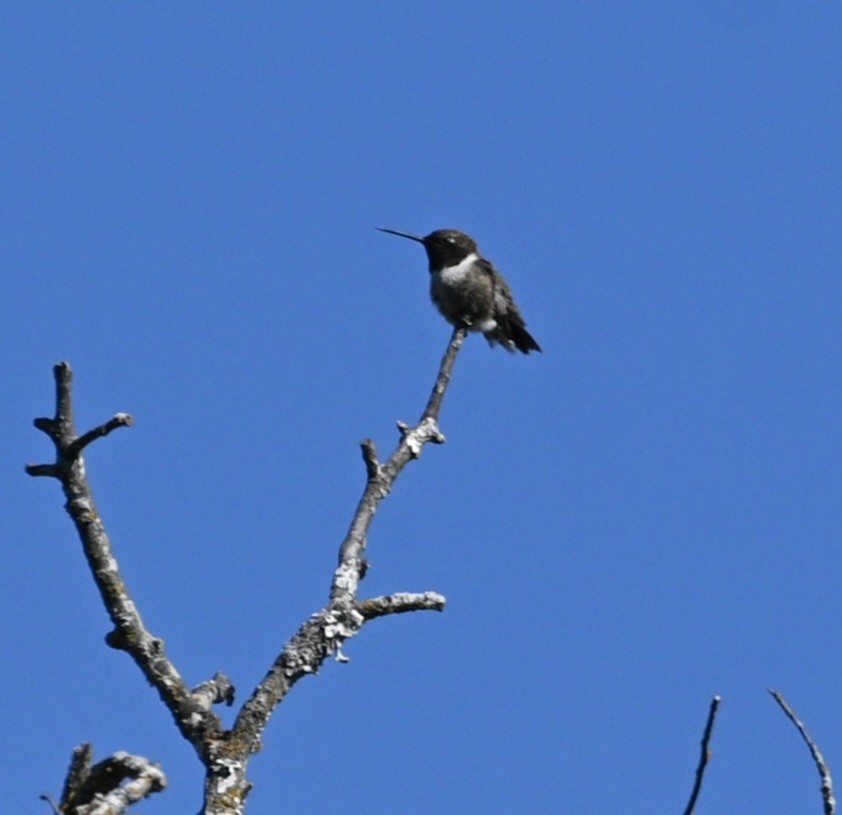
[682,695,722,815]
[39,794,60,815]
[770,689,836,815]
[68,412,134,458]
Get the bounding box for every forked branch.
[228,329,465,759]
[31,328,465,815]
[44,743,166,815]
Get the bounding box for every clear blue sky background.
[4,3,842,813]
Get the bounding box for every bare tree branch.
[682,695,722,815]
[31,330,465,814]
[192,672,236,710]
[422,326,467,423]
[39,795,61,815]
[770,689,836,815]
[57,743,93,813]
[358,592,447,620]
[25,362,227,761]
[51,744,166,815]
[228,329,464,762]
[68,412,134,459]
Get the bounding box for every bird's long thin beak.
[376,227,425,243]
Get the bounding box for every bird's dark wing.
[480,259,542,354]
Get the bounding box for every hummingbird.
[377,227,541,354]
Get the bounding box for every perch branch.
[770,689,836,815]
[422,326,467,422]
[229,328,464,758]
[682,695,722,815]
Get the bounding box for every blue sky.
[4,3,842,813]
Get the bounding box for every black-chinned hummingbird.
[377,227,541,354]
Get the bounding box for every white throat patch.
[438,252,479,284]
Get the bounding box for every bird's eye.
[446,236,455,243]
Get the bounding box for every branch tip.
[39,794,61,815]
[69,413,135,457]
[360,439,380,478]
[770,689,836,815]
[192,672,236,709]
[53,360,72,380]
[104,628,129,650]
[358,591,447,620]
[33,416,55,434]
[59,743,93,813]
[25,463,59,478]
[682,695,722,815]
[428,419,445,444]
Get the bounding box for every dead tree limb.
[221,328,464,805]
[29,327,465,815]
[682,695,721,815]
[770,689,836,815]
[41,743,167,815]
[26,361,226,757]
